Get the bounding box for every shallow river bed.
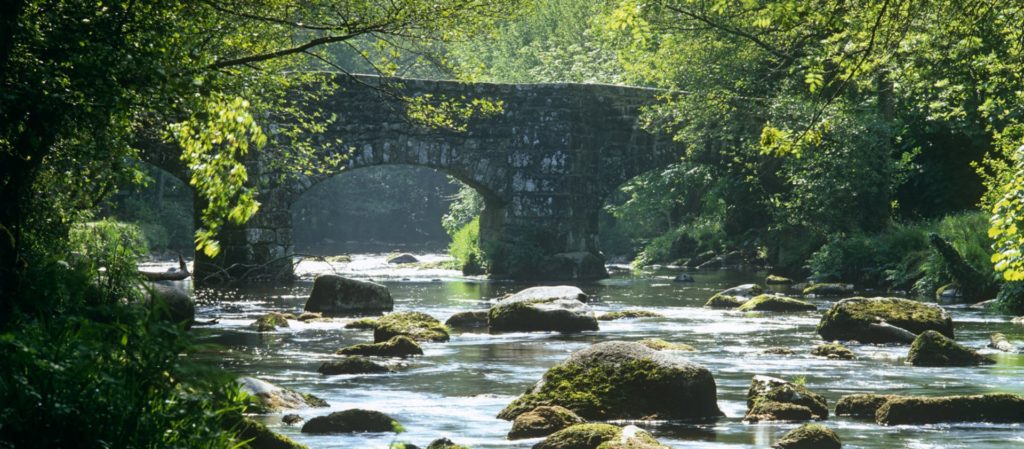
[187,253,1024,449]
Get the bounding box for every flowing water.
[182,253,1024,449]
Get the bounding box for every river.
[185,253,1024,448]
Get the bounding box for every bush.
[448,217,484,273]
[633,219,726,267]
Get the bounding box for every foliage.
[982,125,1024,281]
[67,220,149,304]
[448,217,483,273]
[442,183,486,237]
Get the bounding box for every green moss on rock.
[802,283,853,297]
[746,401,814,422]
[762,347,794,355]
[488,286,598,333]
[254,312,289,332]
[444,310,489,330]
[745,375,827,422]
[703,295,744,309]
[508,405,585,440]
[817,297,954,344]
[425,438,470,449]
[811,342,855,360]
[737,294,816,312]
[497,341,722,421]
[344,317,378,329]
[373,311,449,343]
[766,275,794,285]
[534,423,620,449]
[318,356,391,375]
[771,424,841,449]
[834,394,902,418]
[875,393,1024,425]
[337,335,423,357]
[235,417,309,449]
[598,310,663,321]
[300,409,402,434]
[637,338,695,351]
[906,330,995,366]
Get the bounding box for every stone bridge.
[178,74,682,283]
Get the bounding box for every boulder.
[906,330,995,366]
[637,338,696,351]
[497,341,722,421]
[673,273,695,283]
[546,252,609,280]
[337,335,423,357]
[744,375,828,422]
[834,394,903,418]
[318,356,391,375]
[425,438,469,449]
[444,310,490,331]
[766,275,794,285]
[704,295,744,309]
[875,393,1024,425]
[301,409,402,434]
[144,282,195,327]
[762,347,794,355]
[736,294,815,312]
[533,424,671,449]
[817,297,954,344]
[282,414,303,425]
[235,416,308,449]
[771,424,841,449]
[488,286,598,333]
[989,332,1017,352]
[811,342,855,360]
[508,405,585,440]
[716,284,764,298]
[598,310,662,321]
[388,253,419,264]
[254,312,290,332]
[1014,316,1024,325]
[373,312,449,343]
[345,317,378,329]
[237,377,328,413]
[802,283,853,297]
[304,275,393,316]
[297,311,327,322]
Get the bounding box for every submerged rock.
[745,375,828,422]
[254,312,290,332]
[736,294,815,312]
[802,283,853,297]
[875,393,1024,425]
[388,253,419,264]
[318,356,391,375]
[762,347,795,355]
[498,341,722,421]
[906,330,995,366]
[811,342,855,360]
[834,394,903,418]
[508,405,585,440]
[237,377,328,413]
[817,297,954,344]
[301,409,402,434]
[488,286,598,333]
[533,423,670,449]
[598,310,663,321]
[772,424,841,449]
[703,295,744,309]
[304,275,393,316]
[637,338,696,351]
[337,335,423,357]
[373,311,449,343]
[444,310,490,331]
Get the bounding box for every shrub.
[448,217,484,273]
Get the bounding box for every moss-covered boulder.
[906,330,995,366]
[637,338,695,351]
[834,394,902,418]
[508,405,585,440]
[235,416,309,449]
[875,393,1024,425]
[425,438,468,449]
[297,312,328,322]
[802,283,853,297]
[254,312,290,332]
[703,295,744,309]
[811,342,855,360]
[744,375,828,422]
[766,275,794,285]
[300,409,403,434]
[337,335,423,357]
[598,310,663,321]
[762,347,794,355]
[533,424,670,449]
[304,274,393,317]
[737,294,816,312]
[344,317,378,329]
[497,341,722,421]
[318,356,391,375]
[444,310,489,331]
[237,377,328,413]
[817,297,954,344]
[771,424,841,449]
[373,311,449,343]
[488,286,598,333]
[715,284,764,298]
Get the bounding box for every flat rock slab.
[237,376,327,412]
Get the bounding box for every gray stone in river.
[488,286,597,333]
[304,274,393,316]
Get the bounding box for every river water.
[185,253,1024,449]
